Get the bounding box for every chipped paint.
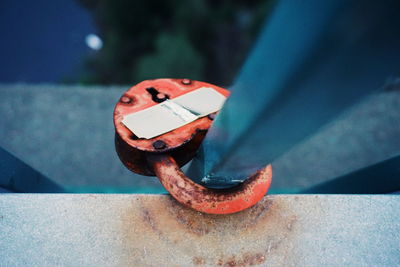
[149,155,272,214]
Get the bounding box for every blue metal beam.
[190,0,400,187]
[302,154,400,194]
[0,147,64,193]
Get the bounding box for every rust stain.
[162,196,275,236]
[192,256,205,266]
[118,195,319,266]
[242,253,266,265]
[141,209,161,235]
[217,252,266,266]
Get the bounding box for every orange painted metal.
[148,154,272,214]
[114,78,273,214]
[114,78,229,175]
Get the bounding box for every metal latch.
[114,78,272,214]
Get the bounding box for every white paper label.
[121,87,227,139]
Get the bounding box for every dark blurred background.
[0,0,273,192]
[1,0,399,194]
[0,0,273,85]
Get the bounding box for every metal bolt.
[153,140,167,150]
[181,79,192,85]
[120,95,133,104]
[156,93,167,100]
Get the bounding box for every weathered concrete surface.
[0,194,399,266]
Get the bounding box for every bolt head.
[120,95,132,104]
[153,140,167,150]
[181,79,192,85]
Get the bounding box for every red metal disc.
[114,78,230,176]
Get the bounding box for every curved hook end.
[198,164,272,214]
[150,155,272,215]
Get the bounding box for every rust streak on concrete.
[118,195,311,266]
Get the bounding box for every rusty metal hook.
[148,154,272,215]
[114,79,273,215]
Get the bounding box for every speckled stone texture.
[0,194,399,266]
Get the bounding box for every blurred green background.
[78,0,274,85]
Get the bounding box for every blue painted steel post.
[0,147,64,193]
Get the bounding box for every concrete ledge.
[0,194,399,266]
